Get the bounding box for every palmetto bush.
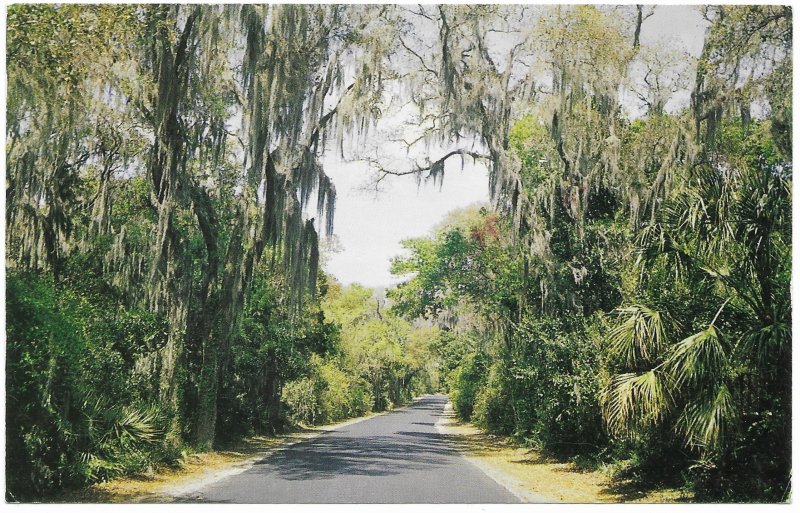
[601,122,791,499]
[78,395,165,482]
[6,272,173,500]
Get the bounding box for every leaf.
[677,382,736,451]
[608,305,670,366]
[602,369,670,436]
[665,325,728,389]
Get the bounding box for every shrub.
[6,272,173,500]
[506,315,605,452]
[318,360,373,420]
[282,355,374,425]
[282,377,322,425]
[472,362,515,433]
[448,351,487,421]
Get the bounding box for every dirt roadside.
[52,399,690,504]
[52,411,386,503]
[435,401,691,503]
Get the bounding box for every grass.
[436,404,693,503]
[50,412,384,503]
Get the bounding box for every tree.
[602,119,791,499]
[6,4,396,450]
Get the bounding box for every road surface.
[186,394,520,503]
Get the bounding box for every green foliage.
[448,352,487,421]
[508,116,558,188]
[602,119,791,500]
[431,330,476,391]
[77,396,169,483]
[508,316,605,451]
[472,363,515,433]
[281,378,322,425]
[282,355,374,425]
[214,269,339,440]
[390,209,527,321]
[324,283,438,412]
[5,272,175,500]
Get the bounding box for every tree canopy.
[6,4,792,502]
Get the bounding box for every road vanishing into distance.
[185,395,520,503]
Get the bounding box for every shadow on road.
[253,433,452,479]
[248,396,467,481]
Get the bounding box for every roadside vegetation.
[7,266,435,501]
[389,6,791,500]
[6,4,790,502]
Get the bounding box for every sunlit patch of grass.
[49,415,380,503]
[440,413,691,503]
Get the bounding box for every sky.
[321,155,490,288]
[320,5,708,289]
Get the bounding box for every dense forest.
[5,3,792,502]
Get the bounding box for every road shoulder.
[435,401,690,503]
[53,410,388,503]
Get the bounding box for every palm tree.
[602,121,791,487]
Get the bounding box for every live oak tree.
[6,3,396,458]
[6,4,792,501]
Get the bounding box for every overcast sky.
[321,5,708,289]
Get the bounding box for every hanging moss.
[6,4,395,449]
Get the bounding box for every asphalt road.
[187,394,520,503]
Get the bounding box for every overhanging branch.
[360,148,491,184]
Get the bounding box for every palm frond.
[664,325,728,389]
[677,382,736,451]
[608,305,670,366]
[81,394,163,453]
[635,223,686,283]
[732,166,790,255]
[602,369,671,437]
[736,321,791,369]
[113,405,162,446]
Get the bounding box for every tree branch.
[308,82,356,148]
[361,148,491,180]
[399,36,438,77]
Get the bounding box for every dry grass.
[437,407,691,503]
[50,403,691,504]
[51,413,382,503]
